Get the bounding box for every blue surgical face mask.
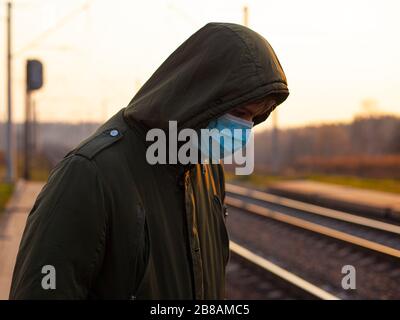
[199,113,254,163]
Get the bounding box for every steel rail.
[230,241,340,300]
[226,197,400,259]
[226,183,400,235]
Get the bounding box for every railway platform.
[268,180,400,221]
[0,180,44,299]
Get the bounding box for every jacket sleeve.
[9,155,108,299]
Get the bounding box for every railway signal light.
[27,59,43,91]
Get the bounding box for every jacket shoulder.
[74,128,124,160]
[66,109,128,160]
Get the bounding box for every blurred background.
[0,0,399,300]
[1,0,399,186]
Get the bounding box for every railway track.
[225,183,400,299]
[226,183,400,259]
[227,241,339,300]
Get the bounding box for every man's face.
[229,98,277,122]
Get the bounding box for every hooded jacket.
[9,22,289,300]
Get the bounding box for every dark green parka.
[10,22,289,299]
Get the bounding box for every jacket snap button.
[110,129,119,137]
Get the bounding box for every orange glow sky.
[1,0,399,130]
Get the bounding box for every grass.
[29,166,51,182]
[15,153,52,182]
[306,174,400,194]
[0,164,14,214]
[0,152,50,216]
[225,171,400,194]
[225,171,292,189]
[0,183,14,214]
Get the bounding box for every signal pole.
[23,88,32,180]
[243,6,249,27]
[5,1,15,183]
[32,98,37,152]
[24,60,44,180]
[242,4,280,173]
[271,108,279,174]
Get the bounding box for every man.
[10,22,289,299]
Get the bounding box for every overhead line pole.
[243,4,279,173]
[243,5,248,27]
[5,1,15,183]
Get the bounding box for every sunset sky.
[1,0,399,130]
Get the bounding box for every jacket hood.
[124,22,289,130]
